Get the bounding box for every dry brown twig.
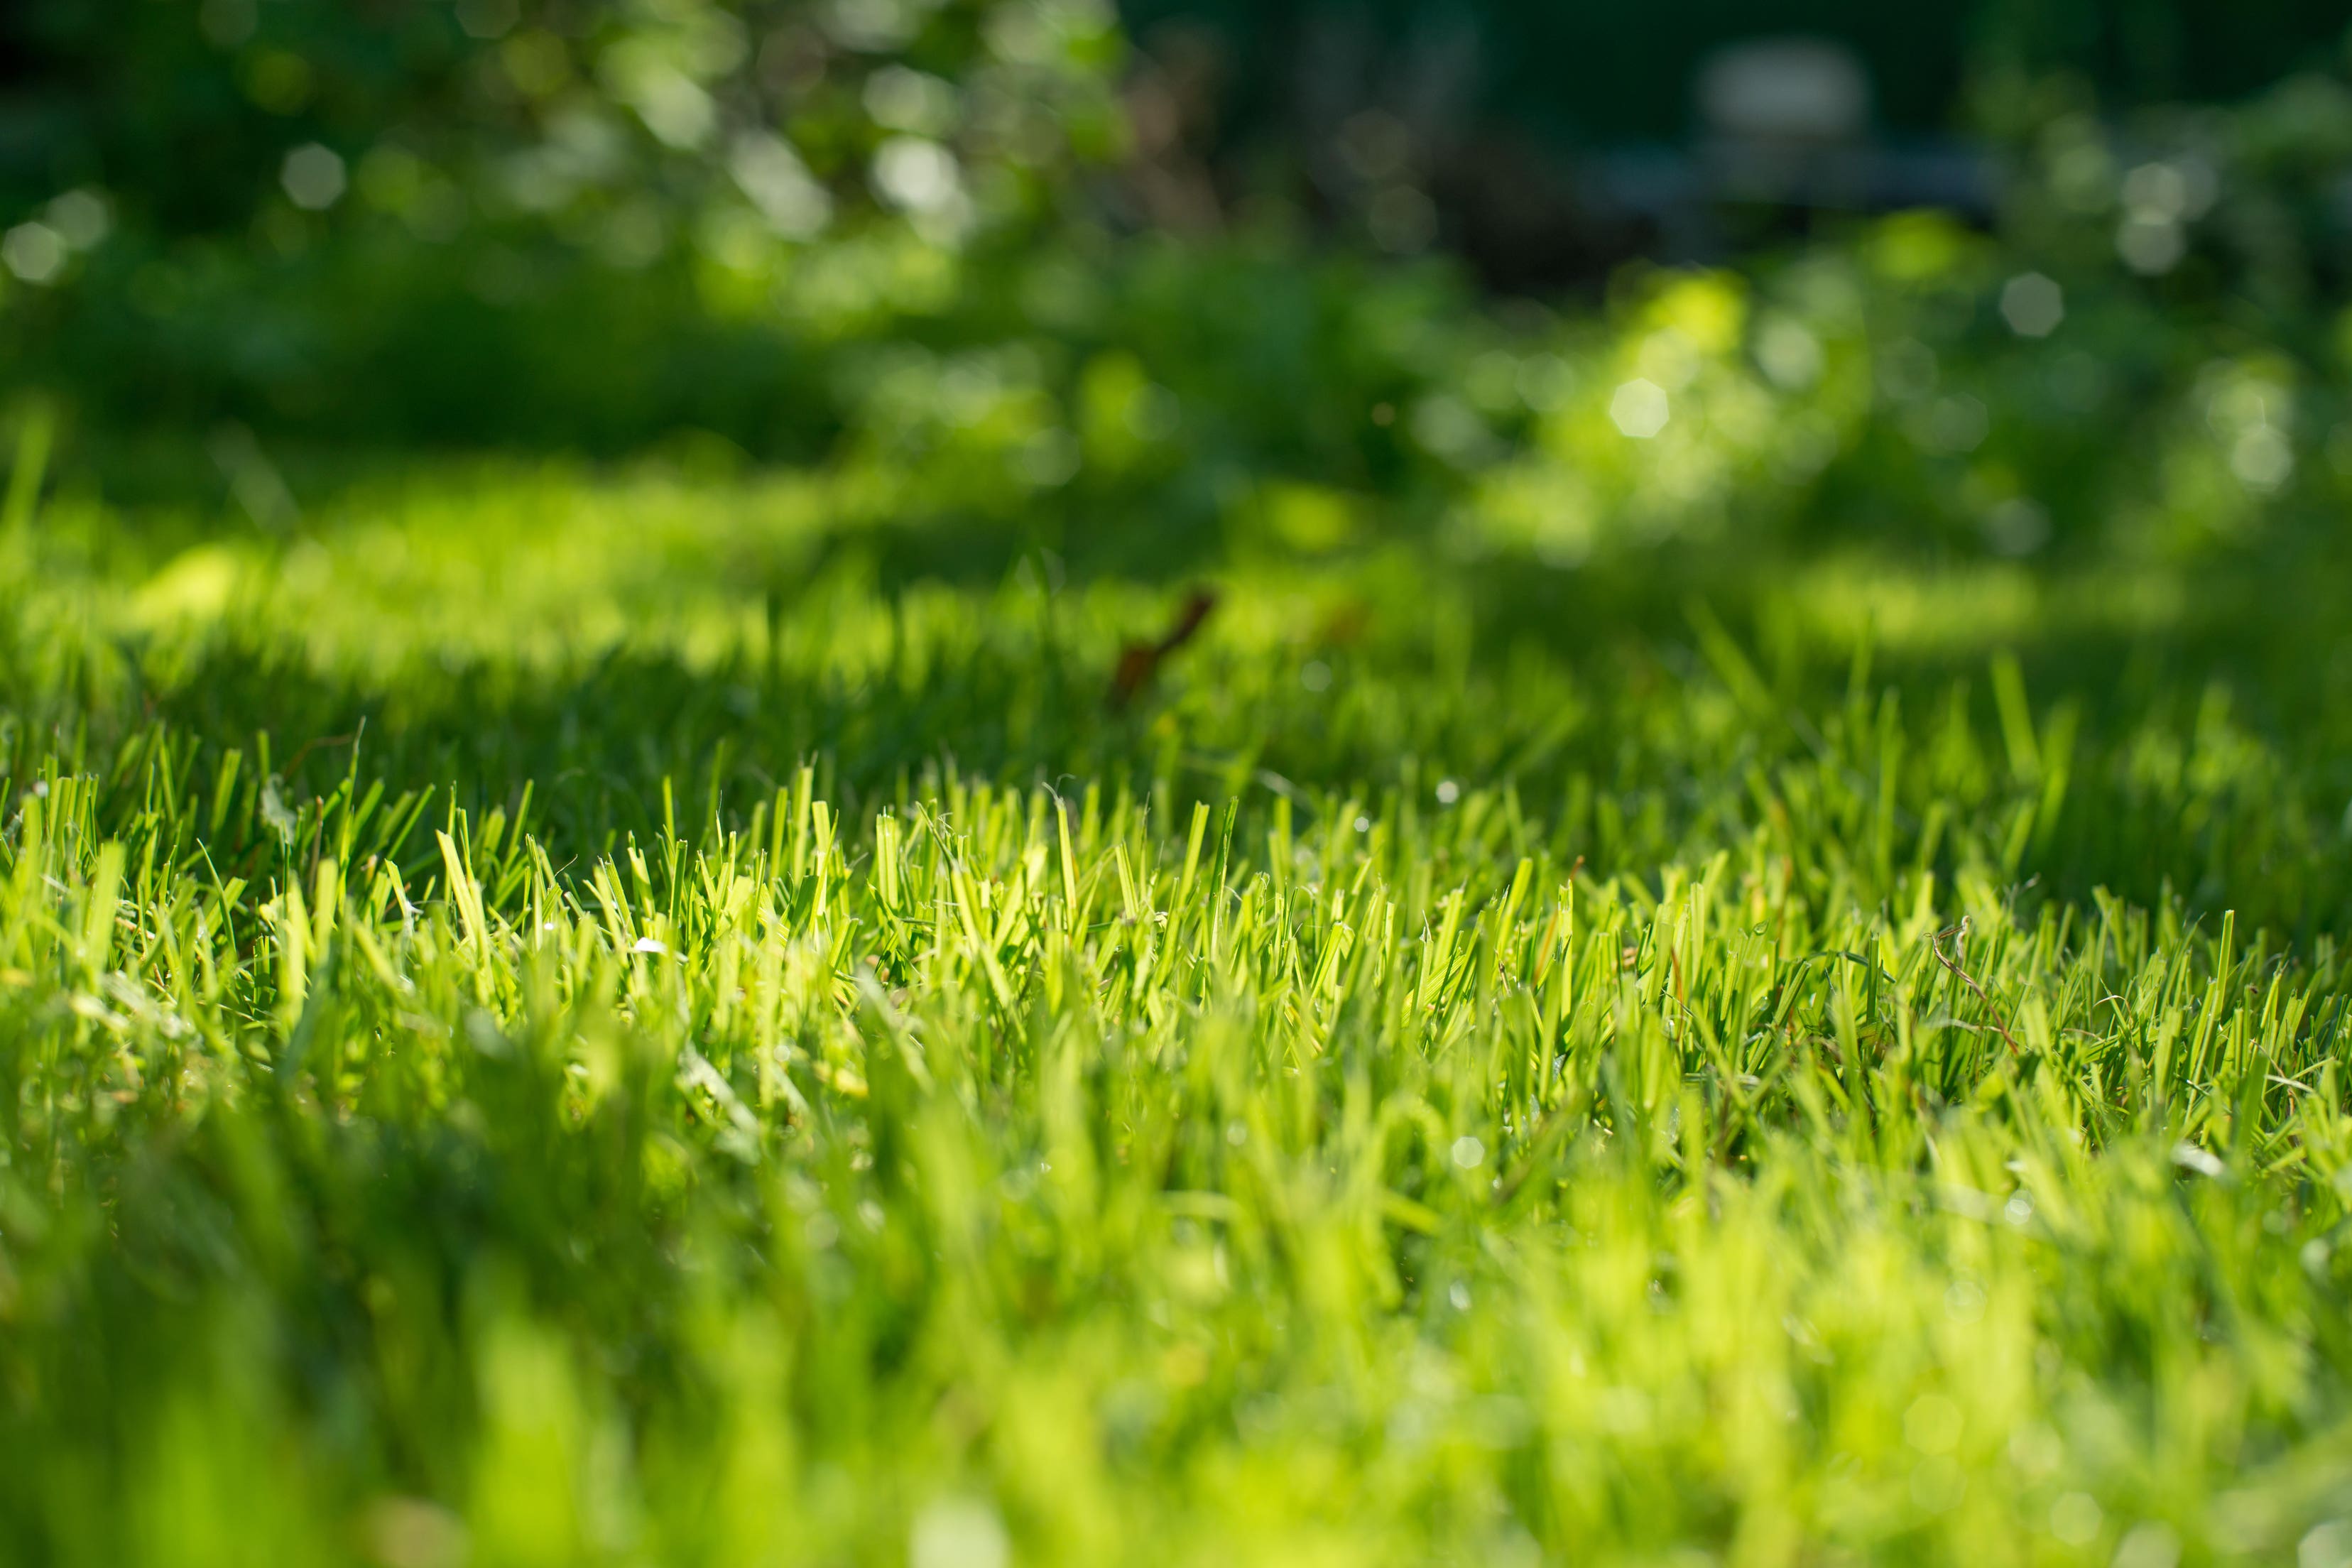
[1929,915,2022,1057]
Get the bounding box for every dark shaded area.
[1114,0,2352,288]
[1119,0,2351,145]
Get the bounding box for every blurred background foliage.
[4,0,2352,600]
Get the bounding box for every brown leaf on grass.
[1109,587,1218,709]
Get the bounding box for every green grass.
[19,9,2352,1557]
[9,298,2352,1564]
[13,190,2352,1561]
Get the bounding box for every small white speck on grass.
[1448,1281,1471,1311]
[1451,1135,1485,1170]
[910,1497,1008,1568]
[2170,1142,2226,1178]
[1435,780,1460,805]
[631,936,668,955]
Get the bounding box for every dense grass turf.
[6,405,2352,1567]
[18,2,2352,1553]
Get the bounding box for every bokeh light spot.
[1609,379,1670,438]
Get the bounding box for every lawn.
[20,0,2352,1557]
[6,279,2352,1567]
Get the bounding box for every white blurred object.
[1689,38,1878,214]
[1697,38,1871,145]
[1608,379,1670,439]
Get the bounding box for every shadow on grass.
[11,574,2348,940]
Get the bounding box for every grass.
[4,444,2352,1568]
[17,14,2352,1555]
[6,359,2352,1566]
